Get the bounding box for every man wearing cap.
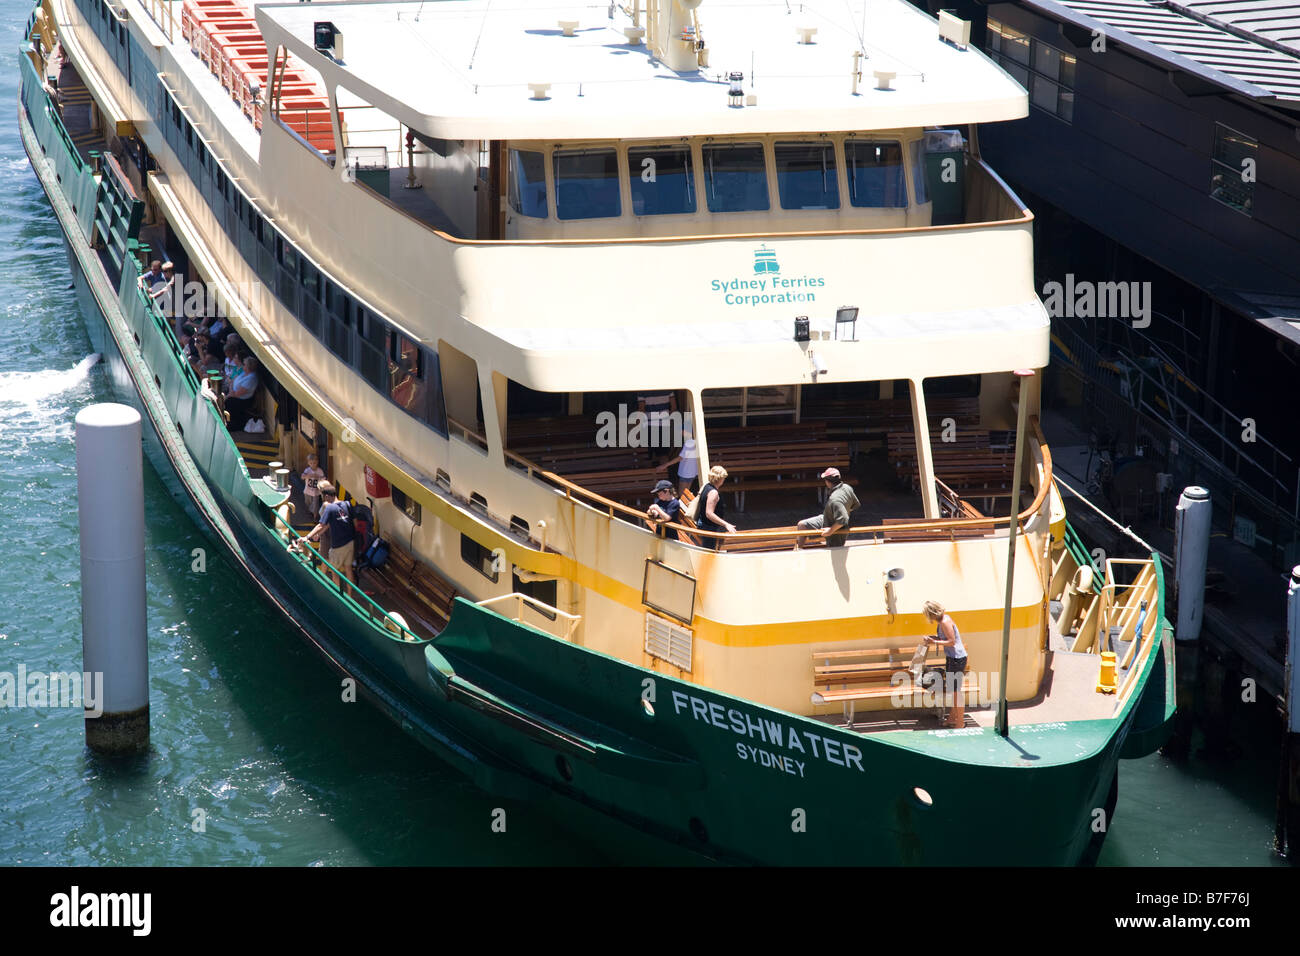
[645,479,682,536]
[797,467,860,546]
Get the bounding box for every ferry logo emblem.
[753,245,780,275]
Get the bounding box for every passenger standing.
[305,482,355,587]
[796,467,859,546]
[658,416,699,494]
[301,453,325,520]
[923,600,968,728]
[696,465,736,550]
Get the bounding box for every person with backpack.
[304,481,355,588]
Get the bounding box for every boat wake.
[0,353,101,407]
[0,354,101,443]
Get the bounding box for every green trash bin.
[922,129,965,226]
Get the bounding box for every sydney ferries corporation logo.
[709,244,827,308]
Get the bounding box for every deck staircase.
[181,0,334,152]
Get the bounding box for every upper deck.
[255,0,1028,140]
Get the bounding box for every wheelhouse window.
[845,140,907,207]
[909,140,928,205]
[774,141,839,210]
[553,148,621,220]
[702,142,770,213]
[628,145,696,216]
[507,149,548,218]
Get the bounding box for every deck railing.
[476,593,581,642]
[504,417,1054,551]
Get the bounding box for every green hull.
[19,37,1176,865]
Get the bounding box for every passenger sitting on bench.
[796,467,860,546]
[645,479,681,535]
[223,356,260,431]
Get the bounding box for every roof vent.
[796,26,817,44]
[873,70,896,91]
[938,11,971,50]
[557,19,578,37]
[623,26,645,45]
[528,82,552,100]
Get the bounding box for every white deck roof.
[257,0,1028,139]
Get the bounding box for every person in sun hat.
[644,478,682,535]
[796,466,860,546]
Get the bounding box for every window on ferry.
[388,334,426,416]
[356,309,388,392]
[845,140,908,207]
[513,572,557,621]
[299,260,322,337]
[553,148,621,220]
[908,140,929,205]
[702,143,770,213]
[421,347,449,436]
[627,146,696,216]
[507,149,548,218]
[326,290,353,364]
[1210,123,1256,216]
[774,141,840,210]
[391,486,421,525]
[274,235,299,311]
[460,534,500,583]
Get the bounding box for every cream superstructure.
[52,0,1134,722]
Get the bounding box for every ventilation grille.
[645,613,693,672]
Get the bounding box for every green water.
[0,1,1289,866]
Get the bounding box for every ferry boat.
[19,0,1176,864]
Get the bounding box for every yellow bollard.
[1096,651,1117,694]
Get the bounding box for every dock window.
[1211,123,1255,216]
[507,148,547,218]
[702,143,769,213]
[774,141,839,210]
[628,145,696,216]
[554,148,621,220]
[845,140,907,207]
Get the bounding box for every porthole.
[641,698,655,719]
[912,787,934,809]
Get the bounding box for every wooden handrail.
[505,416,1055,548]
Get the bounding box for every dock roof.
[256,0,1028,140]
[1015,0,1300,105]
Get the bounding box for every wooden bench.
[804,396,980,439]
[361,541,459,639]
[563,466,664,505]
[810,645,947,727]
[709,420,827,448]
[714,441,850,509]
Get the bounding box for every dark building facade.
[910,0,1300,566]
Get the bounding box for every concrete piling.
[75,403,149,754]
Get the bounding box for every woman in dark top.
[696,465,737,550]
